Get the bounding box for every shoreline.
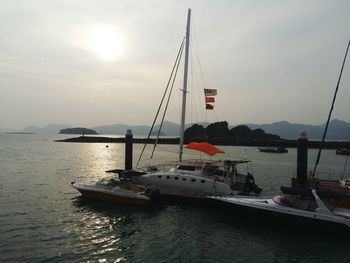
[55,136,350,149]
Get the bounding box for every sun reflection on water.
[78,143,124,181]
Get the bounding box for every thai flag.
[204,89,217,96]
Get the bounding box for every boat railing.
[138,159,215,173]
[312,171,350,181]
[291,170,350,182]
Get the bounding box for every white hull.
[72,182,150,205]
[208,195,350,229]
[133,171,233,199]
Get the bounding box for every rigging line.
[191,42,211,124]
[312,40,350,177]
[137,37,186,166]
[155,144,179,154]
[151,40,185,158]
[191,20,208,89]
[189,44,201,125]
[189,41,206,124]
[192,44,206,124]
[341,155,349,180]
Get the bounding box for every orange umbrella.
[185,142,225,156]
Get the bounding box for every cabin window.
[177,165,196,171]
[201,180,206,183]
[158,175,162,178]
[175,177,179,180]
[166,176,170,179]
[191,179,196,182]
[182,178,187,181]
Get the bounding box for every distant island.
[55,121,350,149]
[59,127,98,135]
[17,118,350,140]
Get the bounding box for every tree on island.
[59,127,98,135]
[184,121,280,141]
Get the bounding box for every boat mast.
[179,8,191,162]
[312,40,350,177]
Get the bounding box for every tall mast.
[179,8,191,162]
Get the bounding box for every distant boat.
[258,147,288,153]
[336,148,350,155]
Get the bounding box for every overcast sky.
[0,0,349,130]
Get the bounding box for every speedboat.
[71,177,161,206]
[208,188,350,230]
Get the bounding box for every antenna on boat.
[179,8,191,162]
[312,40,350,177]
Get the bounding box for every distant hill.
[59,127,98,135]
[91,123,152,135]
[17,119,350,140]
[91,121,183,136]
[246,119,350,140]
[92,121,210,136]
[23,124,71,134]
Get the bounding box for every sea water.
[1,133,350,262]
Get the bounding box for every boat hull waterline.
[72,182,150,206]
[208,196,350,230]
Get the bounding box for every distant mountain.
[92,121,210,136]
[17,119,350,140]
[22,124,71,134]
[91,123,151,135]
[92,121,182,136]
[246,119,350,140]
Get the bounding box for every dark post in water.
[297,131,308,187]
[125,129,133,170]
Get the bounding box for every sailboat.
[127,9,262,201]
[208,41,350,230]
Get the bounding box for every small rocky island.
[59,127,98,135]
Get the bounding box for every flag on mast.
[204,89,217,96]
[205,97,215,103]
[206,104,214,110]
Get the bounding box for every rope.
[341,155,349,180]
[151,40,185,158]
[312,40,350,177]
[136,38,185,166]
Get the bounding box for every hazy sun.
[85,25,123,61]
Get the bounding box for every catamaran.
[72,9,262,204]
[123,9,262,201]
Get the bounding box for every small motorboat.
[208,188,350,231]
[258,146,288,153]
[71,176,161,206]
